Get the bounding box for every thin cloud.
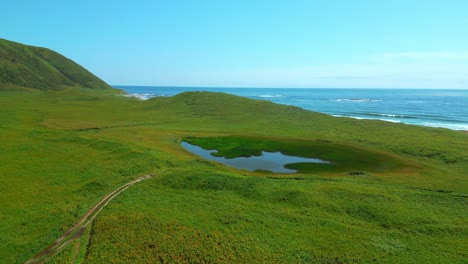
[168,63,468,89]
[373,51,468,60]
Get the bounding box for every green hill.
[0,38,112,91]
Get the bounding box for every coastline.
[118,86,468,131]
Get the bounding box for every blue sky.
[2,0,468,88]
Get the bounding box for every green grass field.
[0,90,467,263]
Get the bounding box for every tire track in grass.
[24,174,155,264]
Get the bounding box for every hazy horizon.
[113,85,468,90]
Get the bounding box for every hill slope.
[0,38,112,91]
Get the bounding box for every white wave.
[333,115,401,123]
[332,115,366,120]
[259,94,285,98]
[336,98,381,102]
[123,93,170,100]
[421,122,468,130]
[369,113,407,118]
[333,115,466,130]
[380,119,402,123]
[123,93,151,100]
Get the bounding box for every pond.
[181,141,332,173]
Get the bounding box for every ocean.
[116,86,468,131]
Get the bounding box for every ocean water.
[116,86,468,131]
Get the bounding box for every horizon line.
[112,85,468,90]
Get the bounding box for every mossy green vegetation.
[0,38,113,91]
[183,136,416,174]
[0,90,466,263]
[82,171,467,263]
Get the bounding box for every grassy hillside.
[0,90,466,263]
[0,38,113,91]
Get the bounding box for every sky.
[2,0,468,88]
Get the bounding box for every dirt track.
[24,174,155,264]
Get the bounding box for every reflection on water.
[182,142,331,173]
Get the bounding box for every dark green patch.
[184,136,414,174]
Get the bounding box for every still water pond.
[182,142,331,173]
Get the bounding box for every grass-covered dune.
[1,89,467,263]
[0,38,113,91]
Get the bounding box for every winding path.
[24,174,155,264]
